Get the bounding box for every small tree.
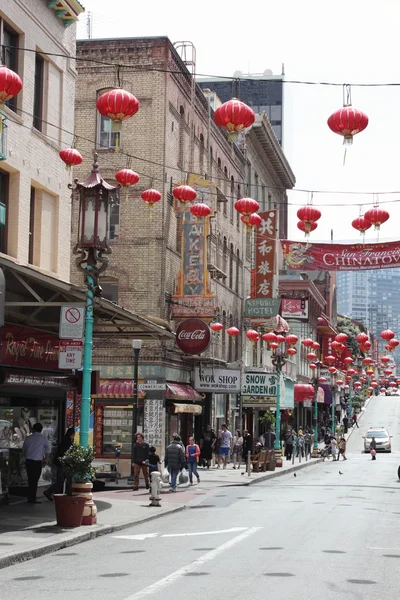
[59,444,97,495]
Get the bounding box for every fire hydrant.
[149,471,162,507]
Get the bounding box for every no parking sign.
[59,305,85,340]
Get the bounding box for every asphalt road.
[1,394,400,600]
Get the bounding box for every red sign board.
[1,325,61,370]
[282,239,400,271]
[175,318,211,355]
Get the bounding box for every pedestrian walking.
[132,433,150,491]
[218,424,232,469]
[232,429,243,469]
[22,422,50,504]
[342,415,349,434]
[352,412,359,428]
[285,430,294,460]
[165,434,186,492]
[186,437,200,485]
[331,435,338,461]
[199,425,216,469]
[338,437,347,460]
[148,446,161,477]
[370,437,377,460]
[242,430,252,464]
[44,427,74,501]
[263,428,276,450]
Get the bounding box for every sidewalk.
[0,454,322,570]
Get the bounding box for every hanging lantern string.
[343,83,352,106]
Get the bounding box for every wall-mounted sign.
[281,298,309,319]
[59,305,85,339]
[1,325,60,370]
[242,397,276,408]
[242,372,278,397]
[253,210,277,301]
[245,298,280,318]
[194,368,241,392]
[175,318,211,355]
[58,340,83,369]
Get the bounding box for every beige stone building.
[73,36,296,456]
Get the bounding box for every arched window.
[229,242,234,288]
[178,106,185,167]
[223,167,228,216]
[209,146,213,179]
[230,176,235,222]
[199,133,205,176]
[236,184,241,229]
[235,249,240,294]
[223,236,228,276]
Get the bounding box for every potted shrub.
[53,445,97,528]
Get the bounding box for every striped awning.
[92,379,145,399]
[166,383,204,402]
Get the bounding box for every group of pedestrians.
[199,425,253,469]
[322,430,347,461]
[284,428,312,460]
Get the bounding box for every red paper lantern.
[331,340,342,354]
[241,213,262,228]
[297,221,317,236]
[227,327,240,337]
[285,334,298,347]
[190,203,211,219]
[276,335,286,344]
[319,377,327,383]
[389,381,396,387]
[381,329,395,341]
[173,185,197,203]
[371,382,378,388]
[385,344,393,352]
[309,363,317,370]
[234,197,260,216]
[327,105,368,145]
[262,332,277,344]
[246,329,259,343]
[328,366,337,373]
[363,340,372,350]
[141,189,162,208]
[325,355,336,365]
[344,357,354,365]
[96,88,139,122]
[364,207,389,231]
[115,169,139,198]
[344,385,350,391]
[384,369,392,376]
[335,333,348,344]
[380,387,386,393]
[381,356,391,364]
[306,352,317,361]
[389,338,399,348]
[347,368,357,376]
[287,348,297,356]
[336,379,344,386]
[297,206,321,234]
[356,333,369,345]
[59,148,83,169]
[352,215,372,234]
[312,341,320,350]
[269,342,279,350]
[302,338,314,348]
[210,322,223,332]
[0,66,23,105]
[214,98,255,142]
[363,357,373,365]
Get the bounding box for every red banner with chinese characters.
[281,240,400,271]
[254,210,277,298]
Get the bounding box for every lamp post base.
[274,448,283,467]
[311,446,319,459]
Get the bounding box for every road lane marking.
[113,533,159,541]
[122,526,262,599]
[162,527,248,537]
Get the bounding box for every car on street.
[363,427,392,453]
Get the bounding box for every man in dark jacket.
[164,435,186,492]
[132,433,150,491]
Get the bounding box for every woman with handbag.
[186,437,201,485]
[232,429,243,469]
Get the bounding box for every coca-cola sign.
[175,319,211,355]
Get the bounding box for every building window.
[236,185,241,229]
[223,237,228,276]
[228,314,233,362]
[97,90,119,150]
[235,249,240,294]
[2,22,19,113]
[33,54,45,132]
[229,243,234,289]
[223,167,228,217]
[178,106,185,167]
[222,310,227,360]
[108,203,120,241]
[101,281,118,303]
[28,187,36,264]
[0,169,9,253]
[199,133,205,175]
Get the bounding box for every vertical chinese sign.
[171,174,216,321]
[253,210,277,303]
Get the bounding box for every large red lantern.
[306,352,317,361]
[364,207,389,231]
[262,332,277,346]
[335,333,348,344]
[96,88,139,122]
[287,347,297,356]
[327,105,368,145]
[285,334,298,347]
[309,363,317,371]
[246,329,259,344]
[297,206,321,234]
[331,340,343,355]
[389,338,399,348]
[190,203,211,219]
[325,355,336,365]
[141,189,162,209]
[59,148,83,169]
[302,338,314,348]
[328,366,337,374]
[234,197,260,216]
[380,356,391,364]
[0,66,23,106]
[115,169,139,199]
[297,221,317,236]
[227,327,240,337]
[344,357,354,365]
[336,379,344,386]
[363,340,372,350]
[356,332,369,345]
[352,215,372,235]
[210,322,223,333]
[241,213,262,229]
[173,185,197,203]
[381,329,395,341]
[214,98,255,142]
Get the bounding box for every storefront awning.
[294,384,315,402]
[92,379,145,399]
[166,383,204,402]
[172,403,203,414]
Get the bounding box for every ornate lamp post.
[310,360,321,457]
[71,154,119,448]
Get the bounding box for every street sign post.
[138,382,166,391]
[58,340,83,369]
[59,305,85,340]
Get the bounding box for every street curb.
[220,457,324,487]
[0,504,185,571]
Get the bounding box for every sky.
[76,0,400,243]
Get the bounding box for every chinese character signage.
[171,175,216,320]
[144,398,163,447]
[254,210,277,303]
[281,298,309,320]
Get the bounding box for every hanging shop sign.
[175,318,211,355]
[253,210,277,302]
[59,305,85,339]
[242,372,278,397]
[281,298,309,319]
[281,240,400,272]
[194,367,241,392]
[245,298,280,318]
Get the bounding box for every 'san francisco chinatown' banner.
[281,240,400,271]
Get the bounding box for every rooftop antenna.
[87,12,92,39]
